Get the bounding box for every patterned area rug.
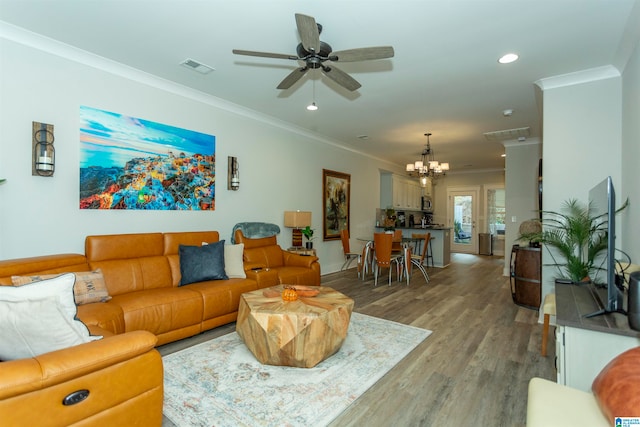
[162,312,432,427]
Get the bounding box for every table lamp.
[284,211,312,248]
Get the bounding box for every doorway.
[447,187,479,254]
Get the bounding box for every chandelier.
[406,133,450,186]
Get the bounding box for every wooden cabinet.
[422,177,433,198]
[555,284,640,391]
[390,175,421,210]
[509,245,541,309]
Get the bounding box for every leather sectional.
[0,230,320,426]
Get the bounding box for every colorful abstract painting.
[79,106,216,210]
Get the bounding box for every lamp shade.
[284,211,312,228]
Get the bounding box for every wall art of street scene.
[79,106,216,210]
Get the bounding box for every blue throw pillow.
[179,240,228,286]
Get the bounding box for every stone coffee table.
[236,285,354,368]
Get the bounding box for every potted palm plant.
[518,198,628,284]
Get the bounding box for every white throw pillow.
[224,243,246,278]
[203,242,246,279]
[0,273,101,360]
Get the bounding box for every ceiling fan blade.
[330,46,395,62]
[322,65,361,91]
[295,13,320,53]
[232,49,298,60]
[277,67,309,89]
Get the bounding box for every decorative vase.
[305,242,313,249]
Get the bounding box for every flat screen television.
[585,176,624,317]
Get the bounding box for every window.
[487,188,505,235]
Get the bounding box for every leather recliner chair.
[0,330,164,426]
[234,230,321,286]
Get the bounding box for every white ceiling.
[1,0,638,173]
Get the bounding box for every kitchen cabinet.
[388,175,421,210]
[422,177,433,198]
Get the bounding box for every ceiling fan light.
[306,102,318,111]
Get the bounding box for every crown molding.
[534,65,620,91]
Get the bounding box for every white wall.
[537,69,623,300]
[621,36,640,262]
[0,33,399,273]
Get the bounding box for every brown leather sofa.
[234,229,321,286]
[0,230,318,425]
[80,231,270,345]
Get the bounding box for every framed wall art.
[322,169,350,241]
[79,106,216,210]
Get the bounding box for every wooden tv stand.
[555,282,640,391]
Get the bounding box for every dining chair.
[412,232,434,268]
[357,240,374,280]
[340,229,360,271]
[407,233,431,283]
[400,245,412,286]
[373,232,402,286]
[391,229,403,255]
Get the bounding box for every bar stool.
[426,237,434,268]
[541,293,556,357]
[412,233,434,268]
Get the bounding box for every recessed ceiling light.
[498,53,519,64]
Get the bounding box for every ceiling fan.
[232,13,394,92]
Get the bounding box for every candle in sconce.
[38,154,53,171]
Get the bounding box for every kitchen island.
[375,226,451,268]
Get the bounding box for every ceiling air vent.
[180,58,215,74]
[483,127,530,142]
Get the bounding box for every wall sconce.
[227,156,239,190]
[284,210,311,248]
[32,121,55,177]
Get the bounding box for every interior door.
[447,187,479,254]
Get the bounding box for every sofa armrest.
[283,251,319,268]
[243,261,267,271]
[0,330,158,399]
[245,268,279,289]
[526,378,609,427]
[76,301,126,335]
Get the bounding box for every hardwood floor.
[160,253,555,426]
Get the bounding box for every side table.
[287,247,317,257]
